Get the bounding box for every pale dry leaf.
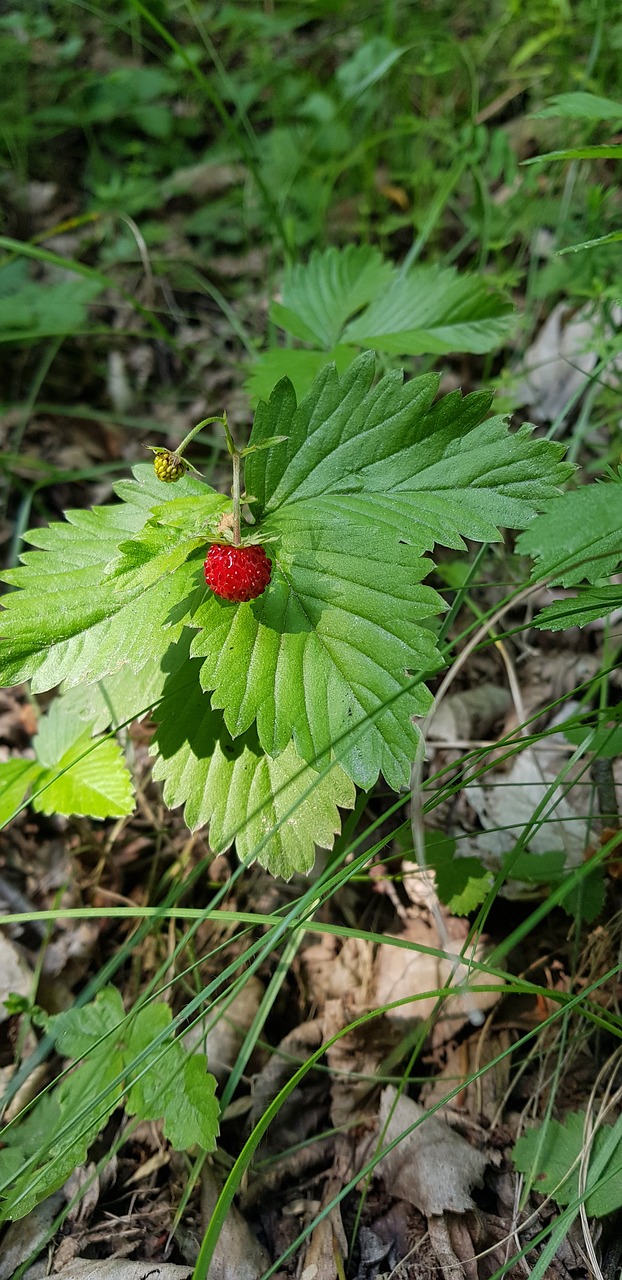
[514,301,622,421]
[427,684,512,747]
[375,1087,487,1216]
[50,1263,192,1280]
[0,932,32,1022]
[373,918,504,1035]
[0,1193,65,1280]
[301,934,374,1011]
[200,1165,270,1280]
[463,741,588,877]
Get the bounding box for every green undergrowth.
[1,1,622,1275]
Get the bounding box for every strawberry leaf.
[246,355,572,551]
[124,1001,219,1152]
[273,245,395,349]
[342,265,515,355]
[151,645,355,877]
[32,701,135,819]
[517,484,622,586]
[0,467,223,692]
[513,1112,622,1217]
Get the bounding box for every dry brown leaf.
[0,932,32,1021]
[0,1193,65,1280]
[375,1086,487,1216]
[49,1263,193,1280]
[427,684,513,746]
[299,1177,347,1280]
[200,1165,270,1280]
[373,917,504,1037]
[301,934,374,1011]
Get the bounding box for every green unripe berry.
[154,451,187,483]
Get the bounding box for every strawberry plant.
[0,352,572,877]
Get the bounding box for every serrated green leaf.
[1,1020,124,1220]
[517,484,622,586]
[124,1002,219,1151]
[422,832,493,915]
[343,266,515,355]
[274,246,395,349]
[246,344,356,405]
[0,277,104,342]
[0,465,216,692]
[31,701,134,819]
[48,986,125,1058]
[151,646,355,877]
[564,866,606,923]
[563,719,622,759]
[0,759,42,827]
[532,91,622,121]
[533,586,622,630]
[0,987,219,1222]
[247,356,572,549]
[191,511,442,790]
[513,1112,622,1217]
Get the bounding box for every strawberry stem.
[176,414,227,458]
[231,449,242,546]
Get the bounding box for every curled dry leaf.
[200,1165,270,1280]
[427,683,513,747]
[47,1263,193,1280]
[375,1086,487,1217]
[373,917,504,1038]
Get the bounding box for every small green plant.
[0,987,219,1221]
[513,1109,622,1218]
[248,245,515,402]
[0,351,573,876]
[0,697,134,825]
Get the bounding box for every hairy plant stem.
[176,414,226,458]
[231,450,242,546]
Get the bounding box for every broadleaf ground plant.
[0,351,572,878]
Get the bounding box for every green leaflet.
[33,702,135,819]
[513,1111,622,1218]
[342,265,515,355]
[0,703,135,825]
[191,511,442,789]
[272,245,394,349]
[533,586,622,631]
[516,483,622,586]
[151,646,355,878]
[0,988,219,1222]
[0,467,224,692]
[250,247,515,402]
[246,355,572,549]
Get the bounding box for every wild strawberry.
[204,543,272,603]
[153,451,187,483]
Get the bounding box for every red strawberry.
[204,543,272,603]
